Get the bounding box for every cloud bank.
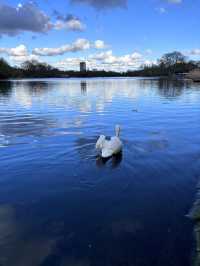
[0,43,155,71]
[0,3,51,36]
[0,3,85,36]
[55,50,149,72]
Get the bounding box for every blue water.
[0,78,200,266]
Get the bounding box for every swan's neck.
[115,125,120,137]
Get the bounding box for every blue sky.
[0,0,199,71]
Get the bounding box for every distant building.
[80,61,86,72]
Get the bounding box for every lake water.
[0,78,200,266]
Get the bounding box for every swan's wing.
[110,137,122,154]
[96,135,106,149]
[101,148,113,158]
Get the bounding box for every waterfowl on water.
[95,125,122,158]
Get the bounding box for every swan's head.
[115,125,121,137]
[96,135,106,150]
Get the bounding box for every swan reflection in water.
[96,152,123,169]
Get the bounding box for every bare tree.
[159,51,186,67]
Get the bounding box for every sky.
[0,0,199,71]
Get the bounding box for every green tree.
[0,58,13,79]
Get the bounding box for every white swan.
[96,125,122,158]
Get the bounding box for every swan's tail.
[115,125,121,137]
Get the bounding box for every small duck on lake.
[95,125,122,158]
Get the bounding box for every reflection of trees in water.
[14,80,50,96]
[0,81,12,97]
[156,79,187,99]
[0,81,53,106]
[12,81,54,108]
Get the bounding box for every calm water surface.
[0,78,200,266]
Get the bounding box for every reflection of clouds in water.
[0,115,56,138]
[0,134,10,147]
[2,79,142,114]
[59,117,84,130]
[0,115,85,147]
[11,81,51,108]
[0,79,195,115]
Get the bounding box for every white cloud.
[32,38,91,56]
[54,15,85,31]
[143,60,157,66]
[90,50,142,65]
[89,50,113,60]
[187,49,200,56]
[10,54,39,63]
[94,40,107,49]
[0,44,40,64]
[0,44,28,57]
[32,39,107,56]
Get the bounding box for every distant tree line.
[0,51,199,79]
[128,51,199,77]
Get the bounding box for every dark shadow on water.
[96,152,122,169]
